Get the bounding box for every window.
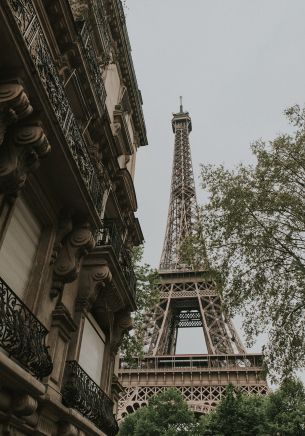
[79,315,106,385]
[0,196,41,298]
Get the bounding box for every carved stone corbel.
[110,309,133,356]
[0,123,51,195]
[50,212,73,265]
[90,279,126,332]
[77,264,112,312]
[51,222,95,298]
[0,82,33,144]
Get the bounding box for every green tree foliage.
[265,378,305,435]
[198,105,305,379]
[118,389,198,436]
[119,380,305,436]
[200,379,305,436]
[199,385,267,435]
[120,245,159,365]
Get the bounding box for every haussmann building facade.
[0,0,147,435]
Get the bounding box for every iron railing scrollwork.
[0,277,53,378]
[7,0,107,215]
[92,0,112,64]
[120,244,137,294]
[96,220,137,296]
[62,360,119,436]
[76,19,107,115]
[96,220,123,258]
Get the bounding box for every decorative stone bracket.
[76,263,112,312]
[0,124,51,195]
[110,309,133,356]
[51,221,95,298]
[0,83,51,196]
[0,82,33,144]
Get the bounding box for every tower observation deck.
[118,100,267,419]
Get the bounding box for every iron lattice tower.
[118,100,267,419]
[160,98,198,270]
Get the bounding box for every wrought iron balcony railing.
[120,245,137,294]
[92,0,112,63]
[76,20,107,115]
[7,0,107,215]
[0,277,53,379]
[62,360,119,436]
[96,220,137,296]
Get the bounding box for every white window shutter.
[0,196,41,298]
[79,316,106,385]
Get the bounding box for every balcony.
[7,0,108,215]
[119,354,265,372]
[76,19,107,116]
[0,277,53,379]
[91,0,112,63]
[62,360,119,436]
[96,220,137,298]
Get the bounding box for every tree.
[198,104,305,380]
[119,381,305,436]
[120,245,159,365]
[199,380,305,436]
[118,389,198,436]
[199,384,267,436]
[265,378,305,435]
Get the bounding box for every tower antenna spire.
[179,96,183,112]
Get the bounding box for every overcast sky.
[125,1,305,362]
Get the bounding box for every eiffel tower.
[118,99,268,419]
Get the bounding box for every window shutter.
[79,316,106,385]
[0,196,41,298]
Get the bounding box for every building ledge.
[0,352,46,397]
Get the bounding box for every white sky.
[125,0,305,374]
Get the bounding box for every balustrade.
[7,0,108,214]
[62,360,118,436]
[76,19,107,115]
[92,0,112,64]
[96,220,137,296]
[119,354,264,372]
[0,277,53,379]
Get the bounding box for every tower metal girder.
[144,275,245,356]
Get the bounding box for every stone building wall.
[0,1,147,434]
